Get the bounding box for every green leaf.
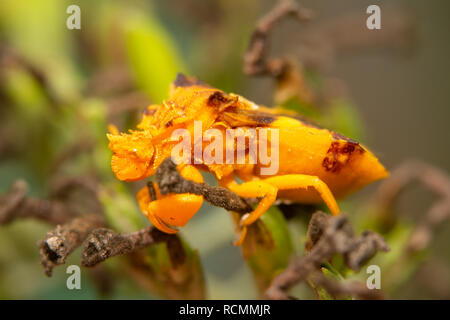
[123,9,187,103]
[240,206,294,295]
[99,184,146,233]
[321,99,366,142]
[128,236,206,299]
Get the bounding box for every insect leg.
[136,164,204,234]
[262,174,340,216]
[146,204,180,234]
[177,163,204,184]
[220,175,278,245]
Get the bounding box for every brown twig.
[78,158,258,268]
[0,180,77,225]
[374,160,450,253]
[266,212,389,300]
[38,215,104,276]
[245,2,416,75]
[243,2,417,105]
[243,0,312,77]
[36,175,107,276]
[376,161,450,210]
[156,158,254,214]
[408,199,450,253]
[0,178,107,275]
[81,226,185,268]
[309,271,384,300]
[0,160,252,277]
[296,9,417,72]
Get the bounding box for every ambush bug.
[107,74,388,245]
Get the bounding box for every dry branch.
[266,212,389,300]
[243,1,417,105]
[0,178,106,275]
[309,271,384,300]
[39,215,104,276]
[296,10,417,72]
[79,158,258,267]
[0,180,77,225]
[0,158,255,277]
[374,160,450,253]
[244,1,416,76]
[243,0,312,77]
[81,226,184,268]
[156,158,254,214]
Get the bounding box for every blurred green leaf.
[128,237,206,299]
[124,9,187,102]
[321,99,366,142]
[240,206,294,295]
[281,97,321,119]
[99,184,146,233]
[0,0,81,102]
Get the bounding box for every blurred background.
[0,0,449,299]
